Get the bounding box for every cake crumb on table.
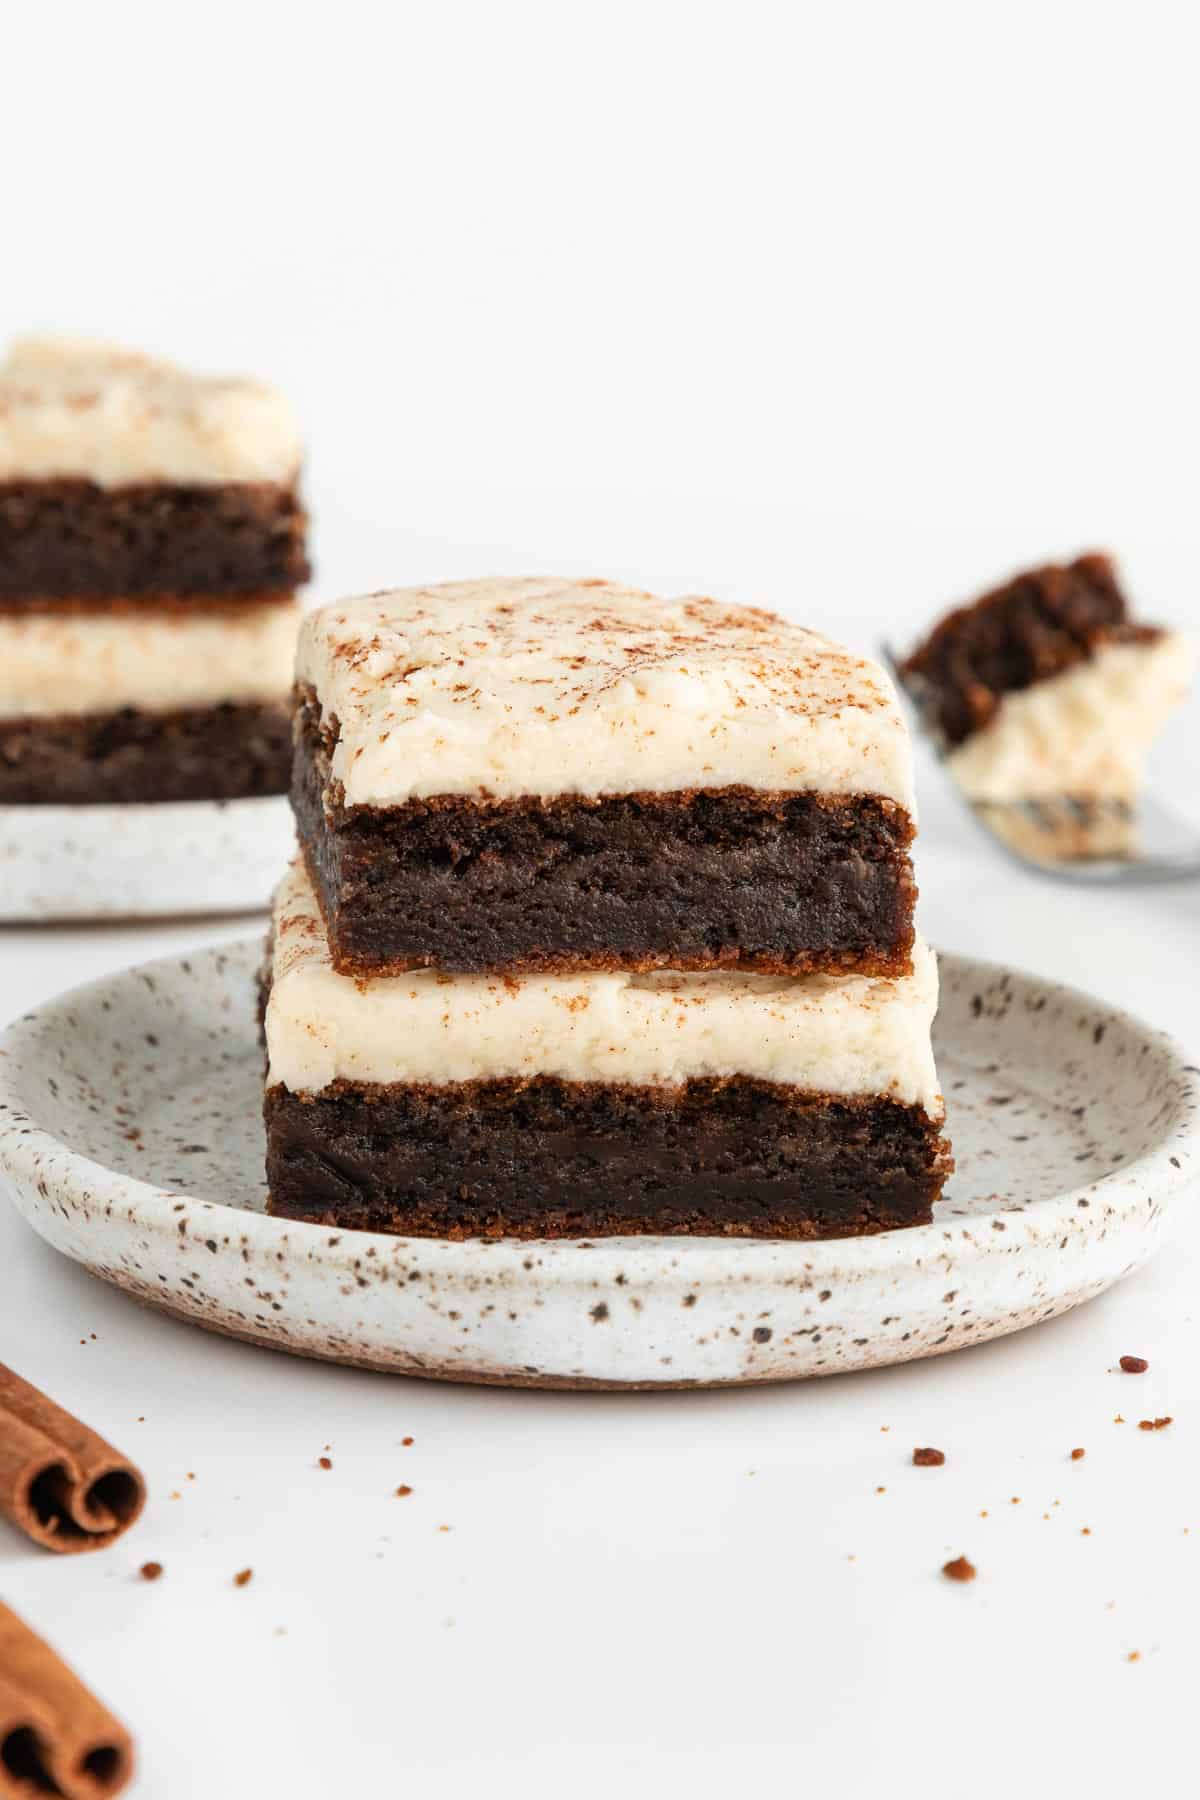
[139,1561,163,1581]
[318,1456,333,1469]
[1138,1417,1173,1432]
[233,1568,253,1588]
[1119,1355,1149,1374]
[942,1555,976,1582]
[1070,1447,1086,1460]
[395,1485,413,1497]
[912,1447,945,1467]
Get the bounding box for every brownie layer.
[294,694,918,977]
[899,552,1158,746]
[264,1075,952,1241]
[0,700,291,804]
[0,480,309,602]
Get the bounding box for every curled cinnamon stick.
[0,1365,145,1553]
[0,1602,133,1799]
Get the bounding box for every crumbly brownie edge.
[0,589,299,619]
[263,1074,953,1242]
[0,479,310,601]
[899,552,1162,745]
[293,687,919,978]
[0,699,292,804]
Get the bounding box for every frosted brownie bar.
[0,337,308,599]
[262,858,951,1241]
[0,338,308,803]
[899,553,1194,803]
[293,577,919,977]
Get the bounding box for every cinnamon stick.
[0,1365,145,1553]
[0,1601,133,1799]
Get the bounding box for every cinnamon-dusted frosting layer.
[266,857,943,1108]
[0,597,302,717]
[296,577,916,808]
[0,338,302,486]
[945,633,1195,802]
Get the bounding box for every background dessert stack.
[0,338,309,805]
[262,577,952,1240]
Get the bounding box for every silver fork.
[881,642,1200,885]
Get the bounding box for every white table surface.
[1,538,1197,1800]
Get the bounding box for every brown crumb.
[942,1555,976,1583]
[876,1485,886,1494]
[318,1456,333,1469]
[1081,1527,1092,1536]
[1011,1496,1021,1505]
[979,1509,989,1518]
[1128,1651,1141,1663]
[1114,1414,1125,1425]
[1070,1447,1086,1461]
[139,1561,163,1581]
[233,1568,253,1588]
[1119,1355,1149,1374]
[1138,1417,1173,1432]
[395,1484,413,1497]
[437,1524,451,1533]
[912,1447,945,1467]
[186,1472,196,1481]
[402,1436,414,1447]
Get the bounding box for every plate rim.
[0,936,1197,1288]
[0,793,293,924]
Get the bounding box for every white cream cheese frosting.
[946,632,1195,802]
[295,577,916,809]
[266,857,943,1109]
[0,337,302,486]
[0,598,301,718]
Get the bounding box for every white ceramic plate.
[0,796,294,921]
[0,940,1196,1388]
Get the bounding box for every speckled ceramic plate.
[0,796,294,922]
[0,941,1196,1388]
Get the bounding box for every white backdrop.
[6,0,1200,647]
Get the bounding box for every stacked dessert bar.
[263,577,951,1240]
[0,338,308,804]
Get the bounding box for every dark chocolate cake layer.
[0,480,309,602]
[0,699,292,804]
[293,691,918,978]
[899,552,1160,745]
[264,1075,952,1241]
